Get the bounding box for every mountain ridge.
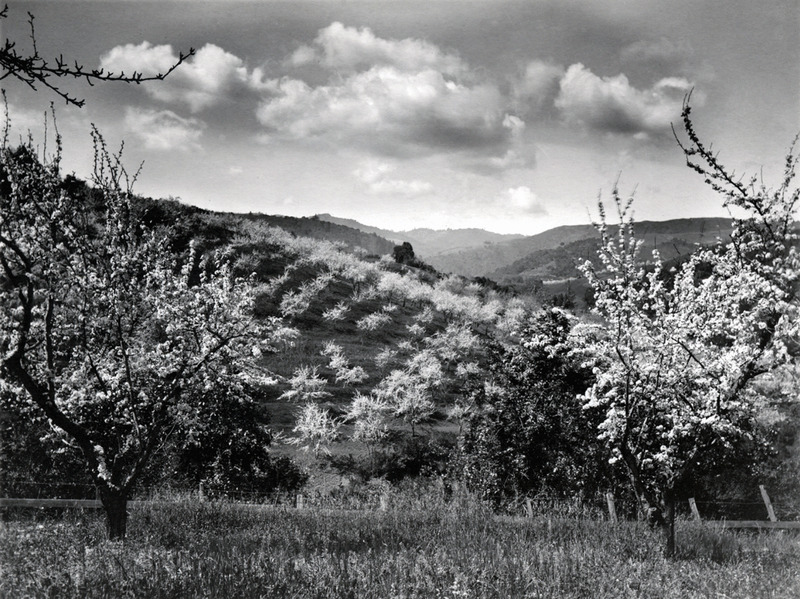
[315,213,526,257]
[314,213,734,279]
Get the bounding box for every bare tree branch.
[0,5,194,108]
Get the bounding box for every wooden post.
[688,498,701,521]
[759,485,777,522]
[524,498,533,518]
[380,493,388,512]
[606,492,618,523]
[199,482,205,502]
[296,493,305,509]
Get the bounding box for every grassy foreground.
[2,489,799,598]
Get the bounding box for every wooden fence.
[604,486,800,530]
[3,486,799,529]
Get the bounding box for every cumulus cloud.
[353,160,433,196]
[513,60,564,115]
[101,42,275,112]
[257,66,511,155]
[504,186,547,214]
[260,22,526,160]
[124,107,204,151]
[555,63,694,138]
[289,22,465,76]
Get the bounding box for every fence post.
[296,493,305,509]
[759,485,777,522]
[524,498,533,518]
[380,493,389,512]
[605,492,618,523]
[688,498,701,521]
[199,482,205,502]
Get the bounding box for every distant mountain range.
[315,213,734,282]
[315,213,526,258]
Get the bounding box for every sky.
[2,0,798,234]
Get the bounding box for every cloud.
[504,186,547,214]
[289,22,465,76]
[353,160,433,196]
[256,66,512,155]
[101,42,275,112]
[261,22,527,162]
[512,60,565,115]
[554,63,694,138]
[124,107,204,151]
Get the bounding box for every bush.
[459,308,623,506]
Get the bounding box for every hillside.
[240,213,396,256]
[137,202,529,408]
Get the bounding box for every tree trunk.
[620,444,663,525]
[98,486,129,540]
[663,493,676,558]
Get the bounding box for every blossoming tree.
[0,126,280,539]
[580,103,799,556]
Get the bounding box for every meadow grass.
[2,489,799,598]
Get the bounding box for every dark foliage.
[393,242,416,265]
[459,308,620,506]
[1,383,308,500]
[326,435,455,483]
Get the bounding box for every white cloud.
[261,22,523,161]
[291,22,466,76]
[124,107,204,151]
[256,66,510,155]
[354,160,433,196]
[101,42,275,112]
[555,63,695,138]
[100,41,177,77]
[504,186,547,214]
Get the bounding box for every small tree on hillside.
[580,103,799,556]
[279,365,330,403]
[0,126,279,539]
[346,392,390,473]
[290,402,340,458]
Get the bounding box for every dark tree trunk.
[98,486,129,540]
[663,493,676,558]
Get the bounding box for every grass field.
[2,487,800,599]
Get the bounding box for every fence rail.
[602,485,800,530]
[3,484,799,530]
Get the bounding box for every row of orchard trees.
[1,101,797,554]
[2,6,797,556]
